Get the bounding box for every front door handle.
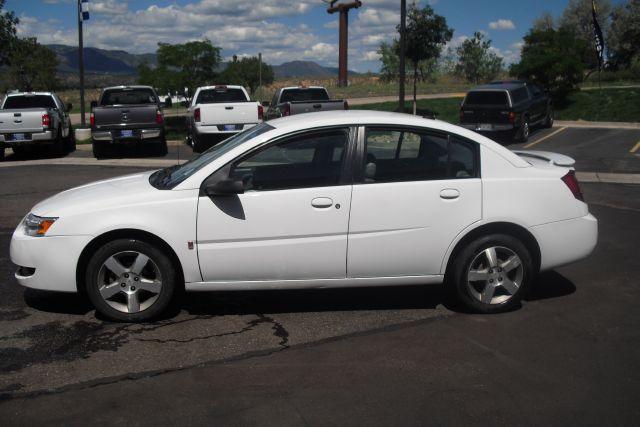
[440,189,460,200]
[311,197,333,208]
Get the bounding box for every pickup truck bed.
[265,86,347,120]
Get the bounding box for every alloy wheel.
[97,251,163,314]
[466,246,524,305]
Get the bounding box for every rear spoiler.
[511,150,575,167]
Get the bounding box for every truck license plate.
[477,124,492,131]
[120,130,134,138]
[223,125,235,131]
[11,133,25,141]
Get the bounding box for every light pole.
[77,0,89,127]
[399,0,406,113]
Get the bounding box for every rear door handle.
[225,106,234,110]
[311,197,333,208]
[440,189,460,200]
[313,104,321,109]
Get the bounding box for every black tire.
[12,146,27,158]
[516,116,530,143]
[84,238,178,322]
[92,141,109,159]
[543,107,554,129]
[0,146,4,161]
[156,139,168,156]
[66,126,76,152]
[53,128,65,157]
[192,135,205,153]
[450,233,534,314]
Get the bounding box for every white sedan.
[10,111,597,321]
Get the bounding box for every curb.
[554,120,640,130]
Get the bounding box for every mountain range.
[47,45,356,78]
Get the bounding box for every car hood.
[31,171,158,217]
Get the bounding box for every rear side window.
[230,128,349,191]
[280,88,330,103]
[196,88,249,104]
[464,91,508,106]
[3,95,56,109]
[101,88,158,106]
[510,87,529,104]
[362,128,478,183]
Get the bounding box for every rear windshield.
[196,88,249,104]
[280,88,330,103]
[2,95,56,109]
[100,88,158,106]
[464,91,509,106]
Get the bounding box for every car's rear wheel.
[0,145,4,161]
[53,129,65,157]
[544,107,554,128]
[65,126,76,151]
[516,117,530,142]
[85,239,178,322]
[450,234,533,313]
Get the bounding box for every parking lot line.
[630,140,640,154]
[524,126,567,149]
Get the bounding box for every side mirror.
[90,100,98,109]
[66,102,73,112]
[261,101,270,107]
[205,178,244,196]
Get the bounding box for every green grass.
[353,88,640,123]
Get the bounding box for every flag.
[591,0,604,69]
[81,0,90,21]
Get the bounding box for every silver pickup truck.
[264,86,348,121]
[0,92,74,160]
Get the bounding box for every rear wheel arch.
[444,222,541,279]
[76,228,185,295]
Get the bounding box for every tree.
[401,4,453,114]
[608,0,640,69]
[455,32,503,84]
[220,55,274,95]
[532,11,556,32]
[559,0,612,70]
[378,41,399,82]
[7,37,59,91]
[0,0,19,66]
[138,39,222,96]
[510,27,587,102]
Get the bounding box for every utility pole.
[327,1,362,87]
[399,0,406,113]
[258,52,262,101]
[77,0,89,127]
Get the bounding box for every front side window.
[229,128,349,191]
[361,127,477,183]
[510,87,529,104]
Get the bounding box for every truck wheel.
[92,142,110,159]
[543,107,554,128]
[0,146,4,161]
[53,129,65,157]
[66,126,76,152]
[516,116,530,143]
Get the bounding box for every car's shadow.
[3,146,76,162]
[22,271,576,321]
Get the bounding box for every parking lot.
[0,124,639,423]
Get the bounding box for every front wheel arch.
[443,222,541,281]
[76,229,185,296]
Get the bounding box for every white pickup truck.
[0,92,74,160]
[186,85,262,152]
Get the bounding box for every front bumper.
[530,213,598,271]
[10,226,92,293]
[0,130,55,146]
[92,128,163,143]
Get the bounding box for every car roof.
[470,81,526,91]
[197,85,246,90]
[103,85,155,91]
[6,92,55,96]
[281,86,327,91]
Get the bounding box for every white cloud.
[488,19,515,30]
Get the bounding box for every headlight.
[23,213,58,237]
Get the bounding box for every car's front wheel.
[85,239,178,322]
[516,117,530,143]
[450,234,534,313]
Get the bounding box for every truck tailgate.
[199,102,258,126]
[289,100,344,115]
[0,109,47,133]
[93,105,157,128]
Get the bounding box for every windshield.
[101,88,158,106]
[3,95,56,109]
[280,88,330,103]
[150,122,275,189]
[464,91,509,106]
[196,88,249,104]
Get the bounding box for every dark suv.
[459,81,553,143]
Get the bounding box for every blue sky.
[4,0,626,71]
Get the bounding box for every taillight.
[282,104,290,117]
[258,104,264,121]
[508,111,516,124]
[561,170,584,201]
[343,100,349,110]
[194,107,201,122]
[156,109,164,124]
[90,112,95,127]
[42,113,51,128]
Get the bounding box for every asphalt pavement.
[0,123,638,424]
